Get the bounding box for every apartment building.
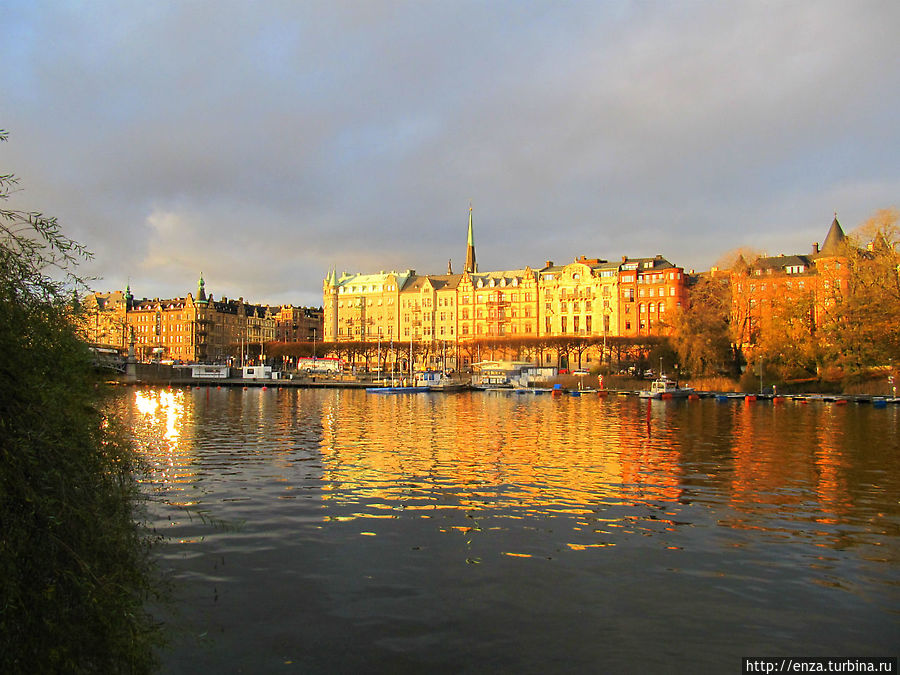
[730,217,850,352]
[82,277,276,363]
[617,255,687,337]
[272,305,323,343]
[322,211,687,364]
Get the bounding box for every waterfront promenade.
[114,369,899,405]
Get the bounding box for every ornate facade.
[322,210,687,367]
[81,277,278,363]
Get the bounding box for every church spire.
[464,203,477,274]
[198,273,207,302]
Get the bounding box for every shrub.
[1,130,163,673]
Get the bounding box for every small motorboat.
[638,377,694,400]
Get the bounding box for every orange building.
[83,276,276,363]
[617,255,687,337]
[730,216,850,354]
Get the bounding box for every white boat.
[639,377,694,399]
[415,370,469,392]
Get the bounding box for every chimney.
[812,242,819,254]
[545,260,554,268]
[621,255,627,263]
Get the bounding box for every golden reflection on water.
[131,388,197,495]
[121,388,898,560]
[313,393,897,554]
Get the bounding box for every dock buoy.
[834,399,848,406]
[688,393,699,401]
[773,396,785,404]
[745,395,757,403]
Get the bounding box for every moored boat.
[638,377,694,399]
[366,386,430,394]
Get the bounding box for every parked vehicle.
[295,357,343,374]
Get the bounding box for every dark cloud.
[3,1,898,306]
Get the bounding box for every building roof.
[620,256,676,272]
[751,254,813,273]
[818,216,847,256]
[469,268,536,288]
[423,273,464,291]
[334,269,415,291]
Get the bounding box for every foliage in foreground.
[0,130,162,673]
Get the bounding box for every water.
[115,387,900,673]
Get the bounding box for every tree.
[669,274,737,376]
[819,209,900,373]
[754,287,818,380]
[1,131,162,672]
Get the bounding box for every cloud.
[2,0,898,305]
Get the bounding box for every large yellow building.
[322,211,685,369]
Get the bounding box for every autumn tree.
[754,287,819,379]
[819,209,900,372]
[669,274,736,376]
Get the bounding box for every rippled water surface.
[114,387,900,673]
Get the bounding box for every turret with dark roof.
[818,216,846,256]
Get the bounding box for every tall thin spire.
[198,273,207,301]
[464,203,476,274]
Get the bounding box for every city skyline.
[3,1,898,307]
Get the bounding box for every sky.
[3,1,899,307]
